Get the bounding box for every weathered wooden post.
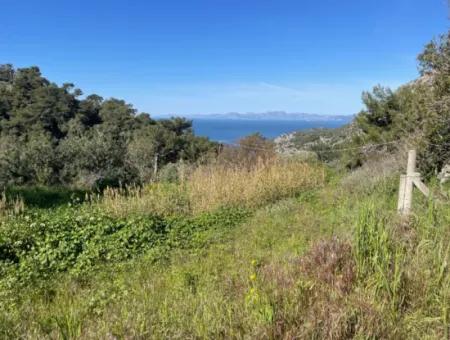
[398,149,430,216]
[403,149,416,214]
[397,174,407,213]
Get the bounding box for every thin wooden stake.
[412,176,430,198]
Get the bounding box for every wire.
[221,140,402,153]
[427,142,450,148]
[222,142,276,152]
[306,140,400,152]
[221,137,450,154]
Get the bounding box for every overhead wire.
[220,139,450,154]
[221,139,403,153]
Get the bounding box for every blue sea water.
[192,118,349,143]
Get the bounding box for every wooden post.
[397,149,429,216]
[406,149,417,175]
[397,174,406,213]
[402,150,417,215]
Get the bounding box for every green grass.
[0,171,449,338]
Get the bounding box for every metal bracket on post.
[397,150,429,216]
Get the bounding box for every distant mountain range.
[177,111,354,122]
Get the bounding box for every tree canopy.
[354,30,450,176]
[0,65,217,188]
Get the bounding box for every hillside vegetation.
[1,156,449,338]
[1,30,450,339]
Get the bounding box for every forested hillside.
[0,65,217,189]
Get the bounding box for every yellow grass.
[94,183,189,217]
[188,158,324,213]
[95,157,325,217]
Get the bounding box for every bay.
[191,118,350,143]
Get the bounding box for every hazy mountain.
[182,111,354,121]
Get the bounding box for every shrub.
[157,162,181,183]
[217,133,276,168]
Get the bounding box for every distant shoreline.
[153,112,355,122]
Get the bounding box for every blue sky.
[1,0,448,116]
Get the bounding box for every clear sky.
[1,0,448,116]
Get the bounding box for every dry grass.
[188,158,324,213]
[92,183,189,217]
[297,237,355,294]
[0,191,25,217]
[94,157,325,217]
[341,151,406,194]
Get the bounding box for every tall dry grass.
[188,158,324,213]
[0,191,25,217]
[94,157,325,217]
[92,183,190,217]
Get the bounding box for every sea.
[191,118,350,143]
